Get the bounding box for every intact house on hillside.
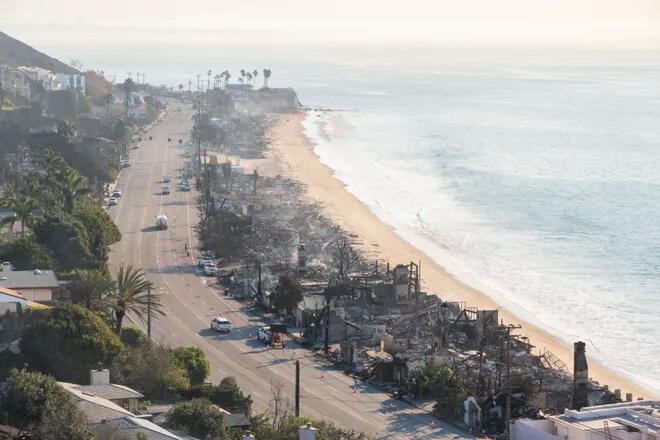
[0,267,60,302]
[60,367,200,440]
[60,367,252,438]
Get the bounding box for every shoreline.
[268,111,657,400]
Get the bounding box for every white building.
[513,401,660,440]
[54,72,85,94]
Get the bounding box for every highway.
[107,104,472,440]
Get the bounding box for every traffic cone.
[430,421,436,428]
[353,387,358,394]
[320,374,325,379]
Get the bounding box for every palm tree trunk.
[20,220,25,237]
[115,310,125,334]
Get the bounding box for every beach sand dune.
[269,112,657,401]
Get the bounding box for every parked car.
[162,186,170,195]
[210,317,231,333]
[163,176,172,183]
[256,326,271,343]
[107,197,118,206]
[179,183,191,192]
[199,256,214,267]
[111,189,122,198]
[121,160,131,168]
[203,263,219,276]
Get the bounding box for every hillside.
[0,30,77,74]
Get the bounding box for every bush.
[172,346,211,385]
[165,398,229,440]
[20,303,123,383]
[186,377,252,414]
[253,416,370,440]
[120,326,148,347]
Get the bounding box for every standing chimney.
[90,362,110,385]
[299,424,317,440]
[572,341,589,410]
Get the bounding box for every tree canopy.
[111,343,190,400]
[272,272,303,314]
[0,369,94,440]
[20,304,123,383]
[172,346,211,386]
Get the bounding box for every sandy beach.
[267,112,657,401]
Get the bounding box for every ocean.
[44,42,660,394]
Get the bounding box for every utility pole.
[147,288,152,339]
[295,360,300,417]
[323,298,330,355]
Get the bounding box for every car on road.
[107,197,118,206]
[256,326,271,343]
[111,189,122,198]
[210,317,231,333]
[199,256,214,267]
[161,186,170,195]
[163,176,172,183]
[121,160,131,168]
[203,263,219,276]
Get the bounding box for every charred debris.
[187,90,622,438]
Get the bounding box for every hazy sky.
[2,0,660,48]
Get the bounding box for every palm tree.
[57,120,75,141]
[104,93,114,119]
[69,269,115,309]
[105,265,163,334]
[240,69,246,84]
[246,72,253,85]
[252,69,258,86]
[223,71,231,88]
[123,78,134,115]
[214,74,221,89]
[56,168,91,213]
[207,70,212,92]
[0,194,39,237]
[262,68,272,88]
